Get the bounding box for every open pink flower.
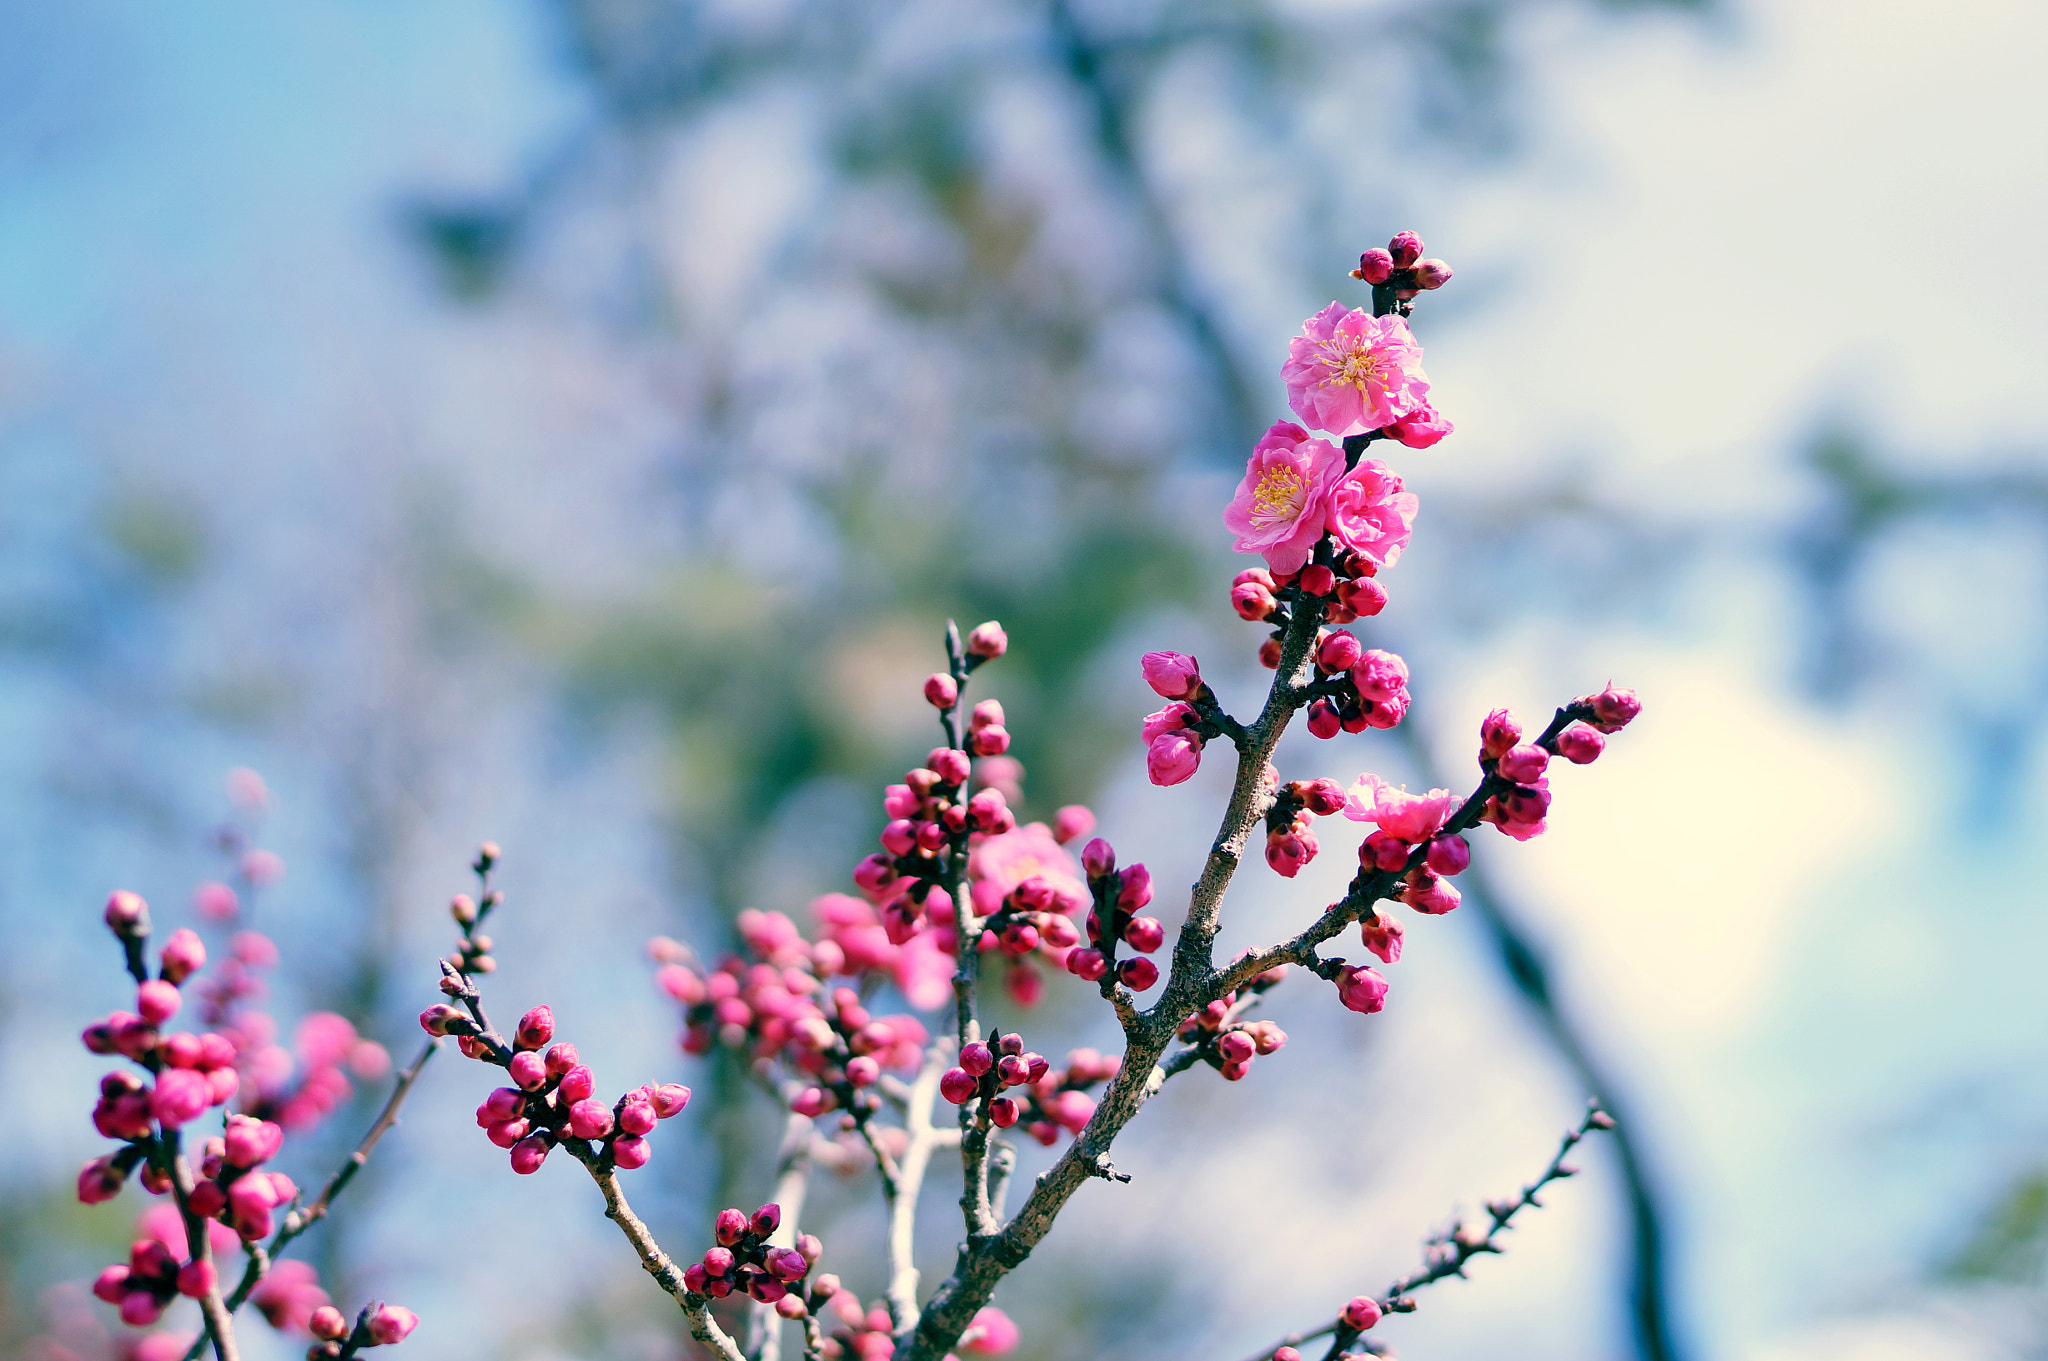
[1343,774,1456,844]
[1282,305,1431,437]
[1222,422,1344,574]
[1324,458,1418,570]
[968,823,1085,917]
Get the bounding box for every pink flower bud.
[309,1305,349,1341]
[1302,778,1347,816]
[751,1203,781,1237]
[613,1135,652,1170]
[189,1180,226,1218]
[418,1004,461,1037]
[1360,915,1404,965]
[648,1083,690,1118]
[176,1260,217,1299]
[158,929,206,985]
[1147,730,1202,786]
[994,1054,1029,1087]
[618,1100,658,1136]
[939,1068,979,1104]
[567,1098,614,1140]
[1588,685,1642,732]
[1306,700,1341,740]
[988,1096,1020,1127]
[1275,1349,1303,1361]
[1231,579,1278,620]
[1065,948,1109,981]
[768,1246,810,1281]
[1117,957,1159,991]
[1336,576,1388,618]
[954,1043,993,1081]
[966,621,1008,659]
[1140,651,1202,700]
[224,1115,285,1168]
[1122,916,1164,953]
[1498,743,1550,783]
[1300,564,1336,597]
[1117,864,1154,911]
[1317,630,1363,673]
[1415,258,1453,290]
[966,698,1004,731]
[997,1032,1025,1057]
[1480,707,1523,760]
[963,1305,1021,1355]
[1336,964,1389,1014]
[924,672,959,709]
[1555,723,1606,764]
[510,1135,550,1174]
[500,1051,542,1091]
[120,1291,166,1327]
[92,1265,131,1305]
[1265,827,1317,878]
[515,1006,555,1051]
[1389,404,1453,449]
[970,725,1010,757]
[368,1304,419,1345]
[1217,1030,1257,1064]
[843,1055,880,1087]
[135,979,181,1027]
[1388,231,1423,268]
[1424,833,1471,877]
[1343,1296,1383,1330]
[150,1069,211,1127]
[713,1207,748,1246]
[1258,637,1282,669]
[928,748,972,786]
[104,889,149,933]
[77,1156,125,1204]
[1401,868,1461,916]
[1351,649,1409,703]
[1355,248,1394,284]
[1050,804,1095,845]
[559,1065,595,1103]
[543,1042,580,1077]
[486,1118,529,1149]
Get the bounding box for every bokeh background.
[4,1,2047,1359]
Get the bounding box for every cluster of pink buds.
[305,1301,419,1357]
[1175,970,1290,1081]
[942,1037,1115,1143]
[786,988,929,1121]
[183,1114,294,1239]
[939,1032,1049,1129]
[1062,839,1162,992]
[860,744,979,938]
[681,1203,819,1310]
[1474,686,1639,842]
[436,1003,690,1174]
[1139,651,1226,785]
[91,1237,210,1328]
[1350,229,1453,300]
[1303,632,1412,738]
[924,690,1013,760]
[1263,777,1349,877]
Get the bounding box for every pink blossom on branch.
[1221,422,1344,573]
[1324,458,1419,570]
[1281,304,1432,438]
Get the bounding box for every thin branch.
[884,1044,952,1335]
[748,1106,816,1361]
[163,1134,237,1361]
[563,1142,747,1361]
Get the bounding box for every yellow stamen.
[1251,466,1307,527]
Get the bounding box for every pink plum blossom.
[1281,305,1431,437]
[1343,774,1456,844]
[967,823,1085,915]
[1324,459,1418,570]
[1222,422,1344,573]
